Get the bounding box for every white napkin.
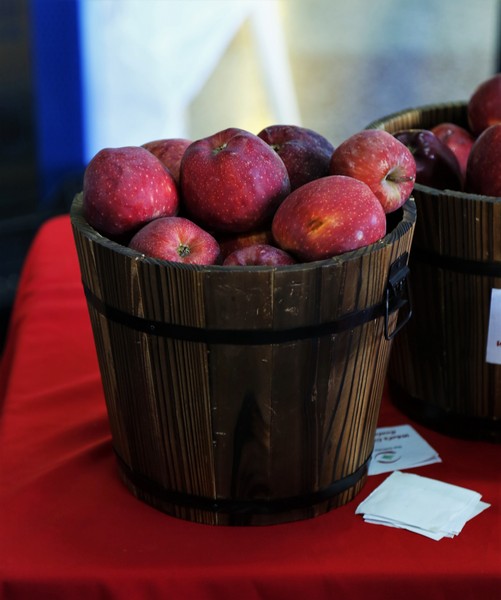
[356,471,490,540]
[369,424,441,475]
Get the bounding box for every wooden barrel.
[70,193,416,525]
[368,102,501,442]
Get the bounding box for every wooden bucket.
[70,193,415,525]
[368,102,501,442]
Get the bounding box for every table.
[1,215,500,600]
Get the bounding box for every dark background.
[1,0,85,352]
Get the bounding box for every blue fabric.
[29,0,85,204]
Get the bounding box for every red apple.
[217,229,273,258]
[329,129,416,214]
[257,124,335,190]
[223,243,296,266]
[180,128,290,233]
[83,146,179,240]
[431,122,474,184]
[271,175,386,262]
[142,138,191,185]
[465,123,501,196]
[467,74,501,137]
[392,129,462,191]
[128,216,220,265]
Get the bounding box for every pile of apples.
[82,121,417,267]
[82,73,501,267]
[391,73,501,196]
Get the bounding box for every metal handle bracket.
[384,252,412,340]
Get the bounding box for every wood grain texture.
[368,103,501,441]
[71,193,415,525]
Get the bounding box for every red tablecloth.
[1,215,500,600]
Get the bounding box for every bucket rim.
[70,192,416,274]
[365,99,468,131]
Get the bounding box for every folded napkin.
[356,471,490,540]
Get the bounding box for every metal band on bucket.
[114,449,370,515]
[82,253,411,345]
[389,380,501,442]
[412,247,501,277]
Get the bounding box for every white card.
[368,424,441,475]
[486,288,501,365]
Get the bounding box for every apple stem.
[212,142,228,155]
[386,169,415,184]
[177,243,191,258]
